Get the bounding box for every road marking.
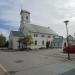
[0,64,10,75]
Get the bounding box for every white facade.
[9,32,20,49]
[9,10,58,49]
[29,33,54,49]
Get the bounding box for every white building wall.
[9,9,58,50]
[19,10,55,49]
[30,33,54,49]
[9,32,19,49]
[9,32,14,49]
[12,37,19,49]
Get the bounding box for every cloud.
[25,0,75,37]
[0,0,75,39]
[0,0,21,34]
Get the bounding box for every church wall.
[30,32,54,49]
[12,37,19,49]
[21,12,30,24]
[9,9,61,50]
[9,32,14,49]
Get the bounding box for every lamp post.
[64,20,70,60]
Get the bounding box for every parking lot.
[0,49,75,75]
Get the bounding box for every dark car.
[63,45,75,53]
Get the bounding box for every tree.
[23,35,34,49]
[0,34,6,47]
[18,37,24,49]
[4,40,9,47]
[18,35,33,49]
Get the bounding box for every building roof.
[11,31,24,37]
[20,9,30,14]
[24,23,57,35]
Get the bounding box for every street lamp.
[64,20,70,60]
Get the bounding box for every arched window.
[48,35,51,38]
[34,34,38,37]
[26,16,28,20]
[35,40,37,45]
[41,35,44,37]
[42,40,44,45]
[48,41,50,45]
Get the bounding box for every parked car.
[63,45,75,53]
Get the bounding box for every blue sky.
[0,0,75,39]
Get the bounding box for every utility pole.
[64,20,70,60]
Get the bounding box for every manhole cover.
[15,60,24,63]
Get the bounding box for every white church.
[9,9,62,50]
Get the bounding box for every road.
[0,49,75,75]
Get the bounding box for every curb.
[0,64,10,75]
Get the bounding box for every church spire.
[20,0,30,26]
[20,0,23,13]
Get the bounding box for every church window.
[41,34,44,37]
[42,40,44,45]
[36,34,38,37]
[26,16,28,20]
[34,34,35,37]
[34,34,38,37]
[35,40,37,45]
[48,35,51,38]
[48,41,50,45]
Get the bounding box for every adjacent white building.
[9,9,60,49]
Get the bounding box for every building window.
[35,40,37,45]
[51,35,53,38]
[49,41,50,45]
[34,34,38,37]
[48,35,50,38]
[34,34,35,37]
[26,16,28,20]
[53,35,55,38]
[41,34,44,37]
[42,40,44,45]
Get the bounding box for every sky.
[0,0,75,39]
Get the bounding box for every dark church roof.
[20,9,30,14]
[11,31,24,37]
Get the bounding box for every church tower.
[20,9,30,32]
[20,9,30,24]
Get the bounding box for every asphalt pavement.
[0,49,75,75]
